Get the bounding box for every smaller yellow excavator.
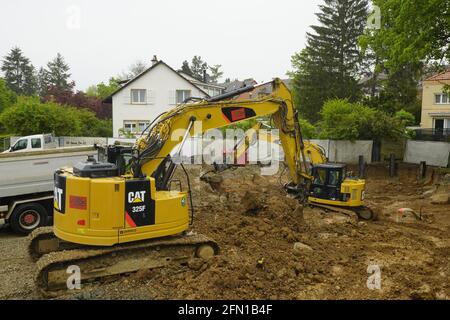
[212,121,327,170]
[28,78,373,290]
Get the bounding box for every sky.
[0,0,322,91]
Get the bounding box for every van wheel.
[10,203,46,235]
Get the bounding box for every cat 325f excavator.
[29,78,373,290]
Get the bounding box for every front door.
[435,119,444,133]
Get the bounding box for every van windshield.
[12,139,28,151]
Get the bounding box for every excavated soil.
[0,163,449,300]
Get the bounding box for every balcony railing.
[413,128,450,142]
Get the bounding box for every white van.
[2,134,57,153]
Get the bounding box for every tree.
[209,64,223,83]
[190,56,208,81]
[1,47,37,95]
[42,53,75,94]
[0,78,17,113]
[0,96,112,137]
[180,60,193,77]
[290,0,369,122]
[360,0,450,73]
[0,96,80,136]
[128,60,147,77]
[394,109,416,127]
[298,117,316,139]
[359,0,450,122]
[42,88,112,119]
[86,77,120,100]
[317,99,405,141]
[363,66,421,121]
[37,67,50,97]
[117,60,148,81]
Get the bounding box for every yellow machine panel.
[53,171,190,246]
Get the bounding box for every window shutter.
[147,90,155,105]
[169,90,176,105]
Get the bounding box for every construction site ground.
[0,163,449,300]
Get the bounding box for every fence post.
[419,161,427,180]
[389,153,397,177]
[358,155,365,178]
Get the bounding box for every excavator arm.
[132,78,311,193]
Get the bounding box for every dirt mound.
[0,164,449,300]
[127,164,448,300]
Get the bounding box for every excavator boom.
[133,79,311,189]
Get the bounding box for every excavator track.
[308,202,376,221]
[28,227,84,261]
[29,229,219,291]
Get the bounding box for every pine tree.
[37,67,49,97]
[1,47,37,95]
[45,53,75,93]
[190,56,208,82]
[209,65,223,83]
[291,0,368,122]
[180,60,193,76]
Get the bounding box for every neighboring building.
[221,79,257,93]
[178,72,225,97]
[359,72,389,98]
[104,57,225,137]
[420,69,450,132]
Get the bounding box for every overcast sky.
[0,0,322,90]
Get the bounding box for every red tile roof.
[425,69,450,81]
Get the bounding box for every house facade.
[420,69,450,132]
[105,58,225,137]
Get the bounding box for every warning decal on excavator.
[222,107,256,123]
[124,179,155,227]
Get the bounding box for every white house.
[105,57,225,137]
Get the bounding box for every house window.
[123,121,151,134]
[123,121,137,133]
[138,121,150,132]
[176,90,191,104]
[435,93,449,104]
[131,89,147,104]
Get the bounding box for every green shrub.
[317,99,405,141]
[0,96,112,137]
[298,117,316,139]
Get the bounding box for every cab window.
[12,139,28,151]
[31,138,42,149]
[328,169,342,186]
[313,168,327,185]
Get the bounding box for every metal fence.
[413,128,450,142]
[0,137,10,152]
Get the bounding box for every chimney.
[151,55,158,66]
[203,69,207,83]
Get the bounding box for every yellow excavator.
[29,78,373,290]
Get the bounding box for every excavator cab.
[310,164,346,201]
[308,163,374,220]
